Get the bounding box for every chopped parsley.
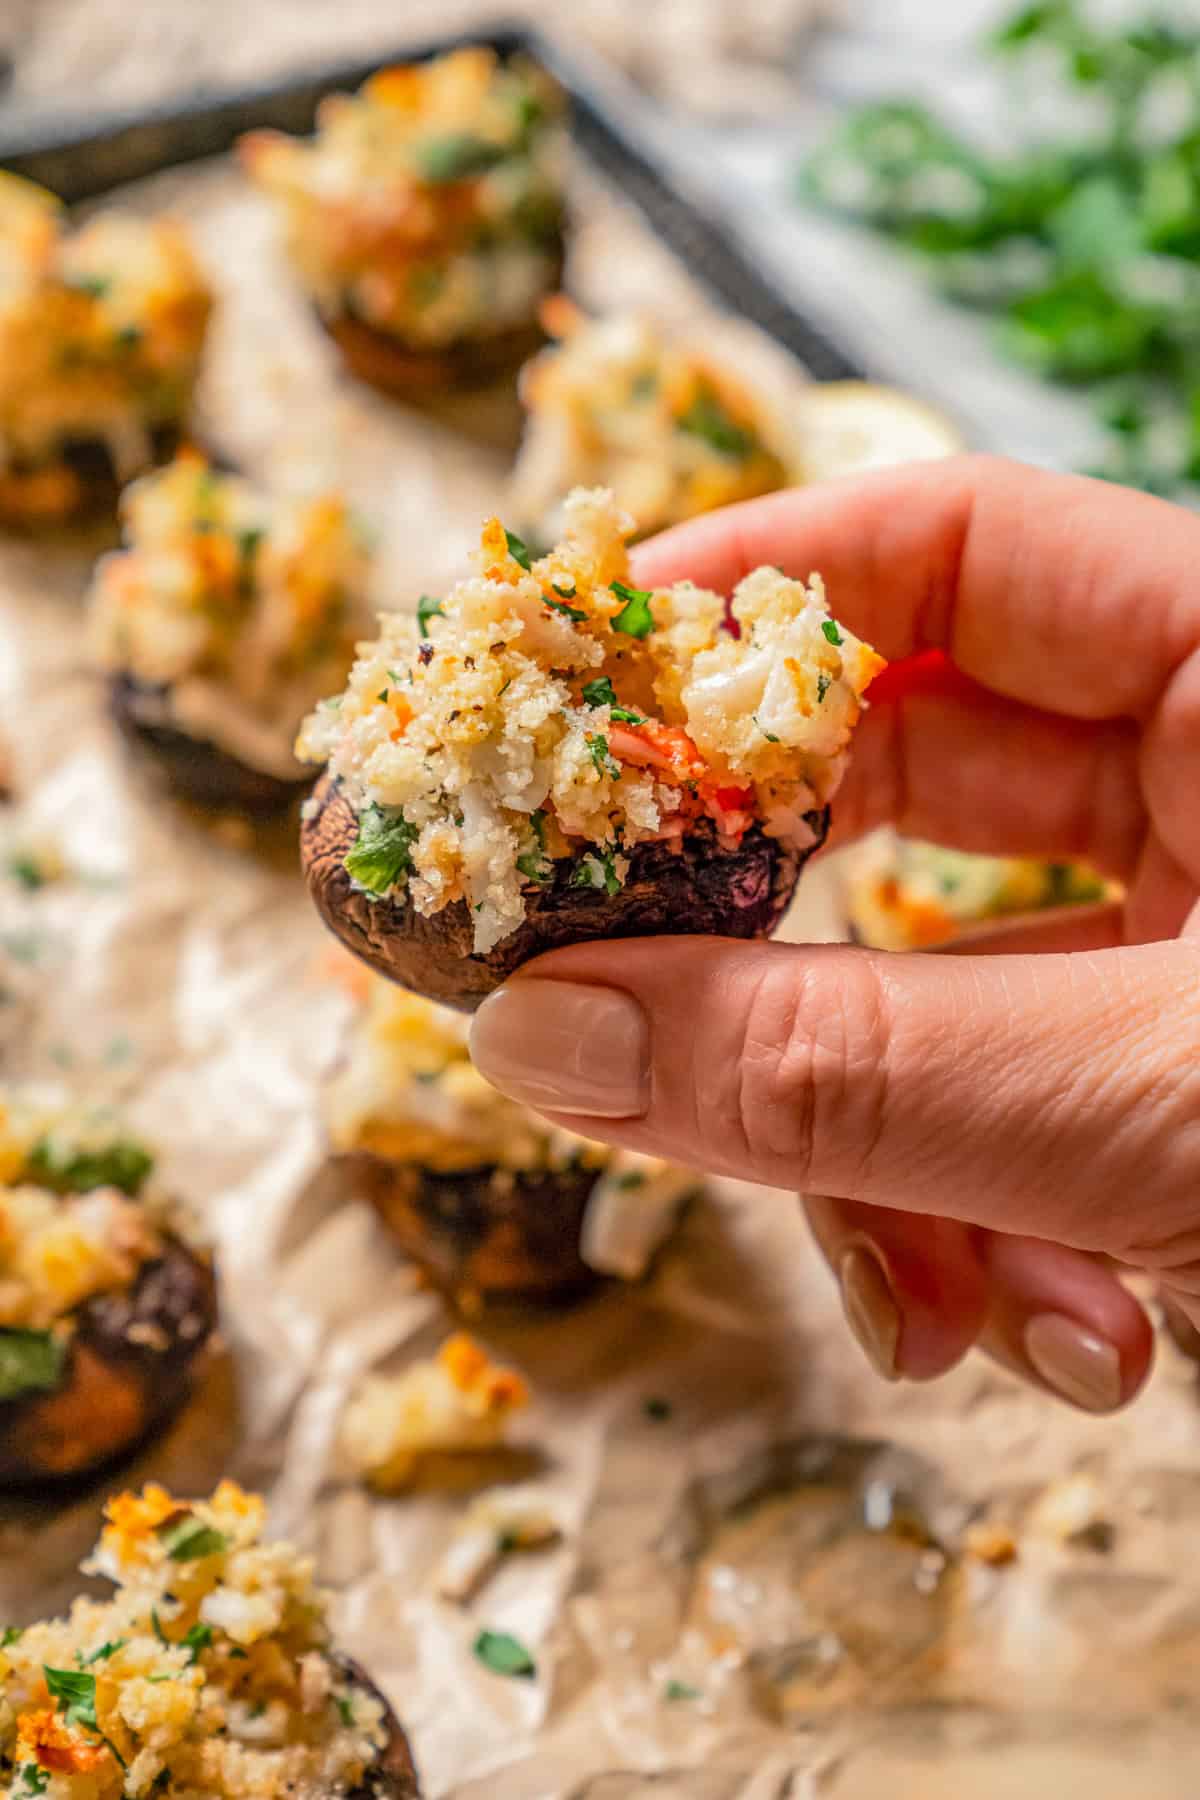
[552,579,577,598]
[0,1328,65,1402]
[415,132,507,183]
[344,805,418,899]
[159,1518,229,1563]
[181,1623,213,1664]
[643,1396,672,1422]
[2,1627,22,1647]
[67,274,111,300]
[821,620,844,647]
[237,525,265,561]
[581,676,645,723]
[19,1768,48,1796]
[473,1630,536,1680]
[26,1135,154,1197]
[8,854,47,891]
[616,1170,647,1189]
[416,593,443,634]
[664,1679,701,1702]
[610,581,655,638]
[754,715,780,743]
[676,384,756,459]
[816,672,832,703]
[516,810,554,886]
[44,1666,99,1731]
[504,528,533,571]
[570,849,622,897]
[545,593,587,623]
[78,1640,127,1667]
[334,1695,356,1727]
[377,689,390,705]
[587,734,621,780]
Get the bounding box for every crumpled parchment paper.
[1,147,1200,1799]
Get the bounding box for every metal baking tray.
[0,18,864,384]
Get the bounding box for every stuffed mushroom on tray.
[0,1091,216,1484]
[299,487,883,1010]
[88,453,374,815]
[0,1480,418,1798]
[240,48,566,397]
[510,300,796,547]
[324,976,696,1308]
[0,174,211,529]
[844,834,1114,951]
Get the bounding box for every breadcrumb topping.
[342,1333,527,1491]
[0,1483,387,1800]
[512,302,793,542]
[240,48,565,349]
[298,486,883,953]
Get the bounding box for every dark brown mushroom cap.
[301,775,826,1013]
[338,1657,420,1800]
[341,1150,601,1308]
[0,423,182,530]
[0,1234,218,1485]
[111,674,314,816]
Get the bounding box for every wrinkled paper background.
[1,148,1200,1799]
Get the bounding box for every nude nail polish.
[838,1244,901,1382]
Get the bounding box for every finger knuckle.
[732,951,893,1191]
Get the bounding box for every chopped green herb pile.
[473,1629,537,1679]
[802,0,1200,495]
[344,804,419,899]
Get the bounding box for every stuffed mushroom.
[845,833,1114,951]
[89,452,374,814]
[240,49,566,395]
[0,173,211,528]
[325,977,696,1307]
[0,1479,419,1798]
[299,487,883,1010]
[0,1090,216,1484]
[511,301,795,546]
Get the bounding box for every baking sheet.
[2,140,1200,1798]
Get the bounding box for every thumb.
[469,935,1200,1262]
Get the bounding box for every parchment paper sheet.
[1,149,1200,1798]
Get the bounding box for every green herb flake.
[8,854,47,891]
[26,1135,154,1198]
[754,715,780,743]
[570,849,622,897]
[581,675,645,723]
[415,132,507,183]
[182,1623,213,1664]
[504,528,533,571]
[616,1170,646,1189]
[821,620,843,647]
[473,1630,537,1680]
[587,734,621,780]
[344,805,418,900]
[159,1519,230,1563]
[552,579,577,599]
[643,1396,672,1422]
[20,1766,49,1796]
[545,594,587,623]
[816,672,832,703]
[676,384,756,459]
[79,1640,127,1667]
[376,689,390,705]
[335,1695,356,1727]
[67,273,111,300]
[2,1627,23,1647]
[416,594,444,634]
[610,581,655,639]
[44,1665,99,1731]
[0,1328,65,1402]
[664,1678,701,1702]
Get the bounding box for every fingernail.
[1024,1313,1123,1413]
[838,1245,900,1382]
[470,979,649,1118]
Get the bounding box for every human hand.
[469,456,1200,1414]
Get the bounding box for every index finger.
[630,454,1200,725]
